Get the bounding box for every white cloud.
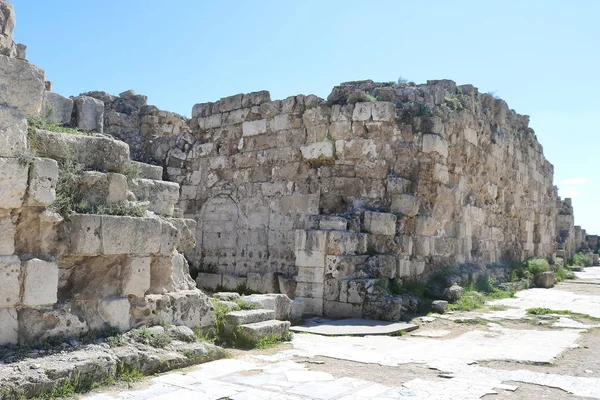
[562,177,588,185]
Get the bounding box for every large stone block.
[169,290,214,328]
[0,105,27,157]
[130,160,163,180]
[0,157,29,208]
[0,308,18,345]
[68,214,102,255]
[101,216,163,255]
[24,157,58,206]
[17,306,89,346]
[371,102,396,121]
[44,91,74,125]
[98,297,131,331]
[128,178,180,216]
[0,212,15,255]
[300,140,334,161]
[422,134,448,158]
[295,230,327,252]
[325,255,369,279]
[297,266,325,284]
[0,255,20,307]
[21,258,58,306]
[242,119,267,137]
[324,300,362,318]
[326,231,368,255]
[222,274,247,291]
[196,272,223,290]
[149,252,196,294]
[166,218,197,252]
[364,211,397,236]
[74,95,104,132]
[391,194,419,217]
[121,256,151,298]
[415,216,438,236]
[35,129,130,172]
[295,296,323,316]
[0,54,45,114]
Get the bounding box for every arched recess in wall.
[199,195,239,275]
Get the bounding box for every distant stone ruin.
[0,0,597,347]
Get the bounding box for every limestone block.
[318,216,348,231]
[196,272,223,290]
[324,278,340,301]
[278,275,297,299]
[0,213,15,255]
[44,91,74,125]
[166,218,197,252]
[325,255,369,279]
[0,105,27,157]
[274,194,320,213]
[463,127,478,145]
[219,93,243,112]
[371,102,396,121]
[297,266,325,284]
[101,216,163,255]
[150,252,196,294]
[121,256,151,297]
[352,102,372,121]
[0,54,45,114]
[326,231,368,255]
[247,272,279,293]
[290,299,305,321]
[0,157,29,208]
[295,249,326,268]
[21,258,58,306]
[68,214,102,255]
[387,175,411,194]
[0,308,18,345]
[159,218,181,256]
[324,300,362,319]
[0,255,20,307]
[398,259,411,278]
[106,173,128,203]
[415,216,438,236]
[128,178,180,216]
[364,254,397,278]
[35,130,130,172]
[300,140,334,161]
[242,91,271,107]
[24,157,58,206]
[410,260,426,276]
[296,296,322,316]
[242,119,267,137]
[391,194,419,217]
[433,163,449,184]
[295,282,324,299]
[363,294,403,321]
[74,95,104,132]
[130,161,163,180]
[363,211,397,236]
[422,134,448,158]
[17,306,89,345]
[346,279,375,304]
[264,293,292,320]
[222,274,247,291]
[295,229,327,253]
[99,297,131,331]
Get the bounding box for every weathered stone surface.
[98,297,131,331]
[431,300,448,314]
[290,299,305,321]
[35,129,130,172]
[121,256,151,297]
[300,141,334,160]
[197,272,223,290]
[21,258,58,306]
[222,274,247,291]
[128,178,180,216]
[0,156,29,208]
[444,283,464,302]
[422,134,448,158]
[363,294,403,321]
[225,309,275,331]
[0,255,20,307]
[24,157,58,206]
[0,308,18,345]
[0,212,15,255]
[150,252,196,294]
[44,91,74,125]
[101,216,163,255]
[535,271,556,288]
[74,95,104,132]
[0,54,45,114]
[130,160,163,180]
[238,319,290,342]
[363,211,397,236]
[0,104,27,157]
[391,194,419,217]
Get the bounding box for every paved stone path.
[84,267,600,399]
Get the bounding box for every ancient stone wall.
[0,0,213,346]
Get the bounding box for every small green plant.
[131,326,172,348]
[418,103,432,116]
[571,252,590,267]
[117,162,141,180]
[27,102,84,136]
[526,257,550,276]
[444,97,463,111]
[489,305,508,311]
[115,361,144,383]
[454,317,487,325]
[555,266,576,282]
[233,299,259,311]
[526,308,600,321]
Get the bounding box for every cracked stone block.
[101,216,163,255]
[99,297,131,331]
[74,95,104,132]
[18,306,89,346]
[0,308,18,345]
[0,255,21,307]
[0,157,29,209]
[0,54,45,114]
[364,211,397,236]
[0,213,15,255]
[300,141,334,160]
[149,252,196,294]
[326,231,368,255]
[44,91,74,125]
[242,119,267,137]
[422,134,448,158]
[21,258,58,306]
[24,157,58,206]
[0,105,28,157]
[391,194,419,217]
[128,178,180,216]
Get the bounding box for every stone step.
[242,294,291,320]
[130,160,163,180]
[238,319,291,342]
[225,309,275,331]
[128,178,180,217]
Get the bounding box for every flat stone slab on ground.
[290,317,418,336]
[410,329,451,338]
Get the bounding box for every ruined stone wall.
[158,80,557,286]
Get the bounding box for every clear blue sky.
[11,0,600,234]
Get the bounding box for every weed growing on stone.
[117,162,141,180]
[346,91,377,104]
[453,317,488,325]
[254,332,293,349]
[526,308,600,322]
[233,299,259,311]
[570,252,590,267]
[130,326,172,348]
[555,266,576,282]
[489,305,509,311]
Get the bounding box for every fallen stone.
[535,271,556,288]
[239,320,290,342]
[431,300,449,314]
[444,283,465,302]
